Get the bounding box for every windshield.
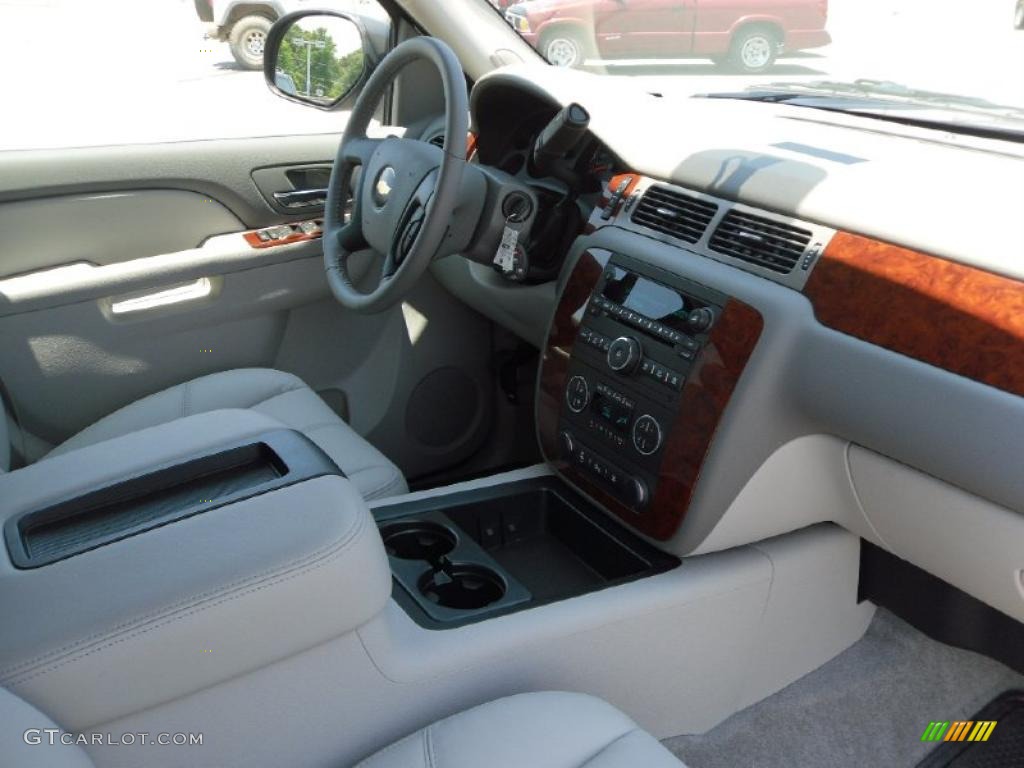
[496,0,1024,135]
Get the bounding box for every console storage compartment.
[5,429,339,568]
[373,476,678,627]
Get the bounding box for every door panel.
[0,190,242,278]
[0,254,325,445]
[0,135,343,227]
[0,134,496,481]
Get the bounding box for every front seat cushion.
[46,368,406,501]
[356,691,685,768]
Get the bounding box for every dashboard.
[429,65,1024,624]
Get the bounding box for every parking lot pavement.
[0,0,1021,151]
[600,0,1024,107]
[0,0,347,150]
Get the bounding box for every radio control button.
[607,336,642,374]
[565,375,590,413]
[632,414,663,456]
[687,307,715,333]
[624,476,649,510]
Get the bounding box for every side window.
[0,0,391,152]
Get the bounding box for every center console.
[372,475,678,628]
[0,410,392,729]
[538,248,764,541]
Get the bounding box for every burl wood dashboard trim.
[243,221,323,249]
[805,232,1024,398]
[538,249,764,541]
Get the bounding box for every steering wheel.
[322,37,468,313]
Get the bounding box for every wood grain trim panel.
[647,298,763,539]
[583,172,640,234]
[538,250,764,541]
[243,221,322,250]
[805,231,1024,397]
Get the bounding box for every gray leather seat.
[0,687,683,767]
[1,686,94,768]
[42,368,407,502]
[357,691,685,768]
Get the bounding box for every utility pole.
[293,36,326,97]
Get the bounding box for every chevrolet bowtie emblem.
[373,166,396,206]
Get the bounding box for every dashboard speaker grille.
[709,210,812,274]
[631,185,718,244]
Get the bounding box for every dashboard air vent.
[708,210,812,274]
[631,185,718,244]
[427,134,445,149]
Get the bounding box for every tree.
[277,24,365,102]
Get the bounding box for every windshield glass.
[496,0,1024,132]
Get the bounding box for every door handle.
[109,277,215,316]
[272,188,328,209]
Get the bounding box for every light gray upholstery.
[356,691,686,768]
[0,396,9,472]
[45,368,406,501]
[0,686,94,768]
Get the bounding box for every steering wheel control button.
[632,414,663,456]
[607,336,642,374]
[565,375,590,413]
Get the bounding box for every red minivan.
[503,0,830,72]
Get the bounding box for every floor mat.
[916,690,1024,768]
[664,610,1024,768]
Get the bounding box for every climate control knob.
[632,414,663,456]
[607,336,642,374]
[565,375,590,413]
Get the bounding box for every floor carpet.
[664,610,1024,768]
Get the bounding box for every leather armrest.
[0,413,391,730]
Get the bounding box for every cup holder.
[380,521,457,561]
[419,564,506,610]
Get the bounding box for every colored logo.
[373,166,396,207]
[921,720,997,743]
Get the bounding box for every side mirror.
[264,11,373,109]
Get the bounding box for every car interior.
[2,1,1024,766]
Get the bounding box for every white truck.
[193,0,389,70]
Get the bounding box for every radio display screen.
[602,266,689,328]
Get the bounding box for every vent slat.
[718,214,811,242]
[713,225,809,249]
[709,210,811,274]
[630,185,718,244]
[710,234,804,259]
